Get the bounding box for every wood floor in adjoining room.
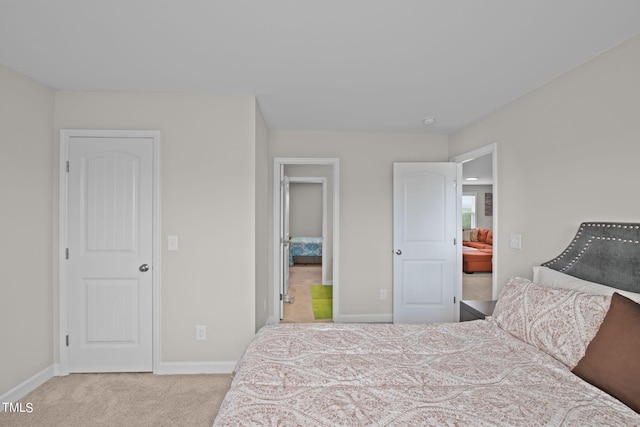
[281,264,333,323]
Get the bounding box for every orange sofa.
[462,228,493,273]
[463,228,493,250]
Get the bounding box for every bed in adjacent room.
[214,222,640,426]
[289,236,323,265]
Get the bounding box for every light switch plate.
[510,234,522,250]
[168,235,178,251]
[196,325,206,341]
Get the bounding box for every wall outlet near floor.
[196,325,207,341]
[380,289,387,300]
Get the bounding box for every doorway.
[272,158,339,323]
[451,143,498,301]
[281,177,329,323]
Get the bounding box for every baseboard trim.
[334,314,393,323]
[155,361,236,375]
[0,365,55,404]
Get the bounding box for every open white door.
[278,168,291,319]
[393,162,460,323]
[64,133,155,372]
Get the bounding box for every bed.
[214,222,640,426]
[289,236,323,266]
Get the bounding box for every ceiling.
[1,1,639,134]
[462,153,493,185]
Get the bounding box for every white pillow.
[532,266,640,303]
[492,276,610,369]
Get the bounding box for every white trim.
[287,177,328,283]
[0,365,55,404]
[155,361,236,375]
[273,158,340,322]
[334,314,393,323]
[58,129,161,375]
[450,143,496,165]
[451,142,498,299]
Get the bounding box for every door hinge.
[453,238,457,246]
[453,179,457,188]
[65,335,69,347]
[66,161,69,173]
[65,248,69,259]
[280,293,283,301]
[453,296,457,304]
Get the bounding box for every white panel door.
[278,166,291,319]
[67,136,154,372]
[393,163,459,323]
[283,175,291,298]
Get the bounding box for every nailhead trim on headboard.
[541,222,640,293]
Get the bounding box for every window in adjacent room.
[462,194,476,228]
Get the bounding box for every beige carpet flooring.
[281,264,333,323]
[0,373,232,427]
[462,272,493,300]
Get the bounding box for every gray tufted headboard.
[541,222,640,293]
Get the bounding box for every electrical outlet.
[196,325,206,341]
[380,289,387,300]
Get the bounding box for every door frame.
[272,157,339,323]
[287,177,328,284]
[450,142,498,300]
[57,129,161,375]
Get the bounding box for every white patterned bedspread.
[213,322,639,426]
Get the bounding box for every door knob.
[139,264,150,272]
[395,249,402,255]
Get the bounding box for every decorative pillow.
[492,277,610,368]
[572,293,640,413]
[532,266,640,303]
[477,228,489,243]
[462,230,471,242]
[470,228,479,242]
[485,230,493,245]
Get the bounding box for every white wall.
[254,102,270,331]
[269,131,449,318]
[449,34,640,290]
[0,64,54,396]
[289,183,323,237]
[54,92,257,365]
